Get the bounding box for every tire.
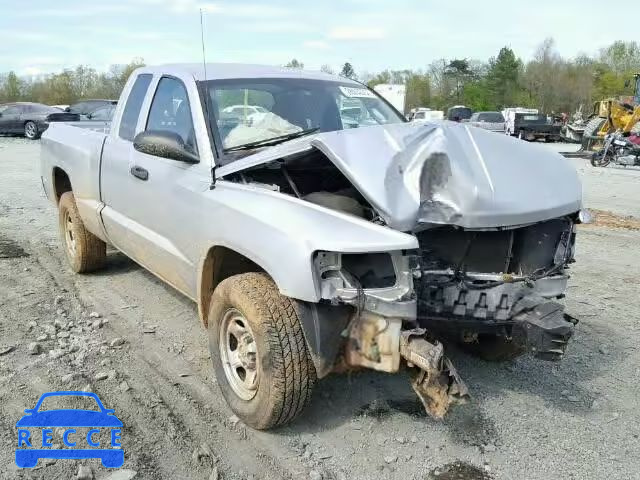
[58,192,106,273]
[460,334,525,362]
[24,121,40,140]
[581,117,606,150]
[208,272,316,429]
[590,151,612,167]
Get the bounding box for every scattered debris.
[101,470,137,480]
[0,345,16,356]
[193,442,218,465]
[27,342,41,355]
[94,372,109,381]
[229,414,240,426]
[119,380,131,392]
[431,461,493,480]
[583,209,640,231]
[110,337,125,347]
[309,470,323,480]
[209,466,220,480]
[89,311,101,318]
[384,455,398,464]
[76,465,93,480]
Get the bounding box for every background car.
[468,111,506,133]
[0,102,79,139]
[446,105,473,122]
[65,99,117,118]
[86,104,115,121]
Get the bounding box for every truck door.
[100,74,208,298]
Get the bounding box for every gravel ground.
[1,137,639,480]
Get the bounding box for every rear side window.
[119,74,152,141]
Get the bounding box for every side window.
[119,74,152,141]
[146,77,197,155]
[4,106,21,114]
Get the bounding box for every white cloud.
[327,26,387,41]
[27,4,133,17]
[303,40,330,50]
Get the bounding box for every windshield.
[199,78,405,151]
[447,107,472,120]
[476,112,504,122]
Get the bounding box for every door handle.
[130,165,149,181]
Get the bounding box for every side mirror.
[133,130,199,164]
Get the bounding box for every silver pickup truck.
[40,63,585,429]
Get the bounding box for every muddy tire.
[58,192,106,273]
[208,272,316,429]
[461,334,525,362]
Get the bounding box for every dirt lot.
[1,137,640,480]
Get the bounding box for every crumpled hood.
[217,122,582,231]
[311,122,582,230]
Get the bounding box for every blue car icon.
[16,391,124,468]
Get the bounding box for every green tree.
[2,71,22,101]
[320,64,334,74]
[340,62,356,79]
[445,59,474,101]
[285,59,304,69]
[487,47,522,108]
[404,73,431,111]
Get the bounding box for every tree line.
[2,39,639,114]
[0,58,145,105]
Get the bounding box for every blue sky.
[0,0,636,76]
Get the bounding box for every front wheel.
[24,121,40,140]
[208,272,316,429]
[590,151,612,167]
[58,192,106,273]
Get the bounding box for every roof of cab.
[134,63,361,83]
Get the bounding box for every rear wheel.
[208,272,316,429]
[590,150,612,167]
[58,192,106,273]
[24,121,40,140]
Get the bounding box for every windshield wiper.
[224,128,319,152]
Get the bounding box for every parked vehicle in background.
[591,130,640,167]
[40,63,584,430]
[408,108,444,122]
[66,99,117,118]
[373,84,406,114]
[502,107,538,135]
[468,111,505,133]
[508,112,561,141]
[0,102,79,139]
[446,105,472,122]
[86,104,116,122]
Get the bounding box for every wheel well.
[198,246,264,326]
[53,167,72,203]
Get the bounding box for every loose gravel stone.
[27,342,41,355]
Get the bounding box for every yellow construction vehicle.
[581,73,640,151]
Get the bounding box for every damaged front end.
[314,250,470,418]
[219,122,584,418]
[415,216,579,361]
[313,214,580,418]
